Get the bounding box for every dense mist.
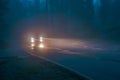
[0,0,120,43]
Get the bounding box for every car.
[30,36,44,50]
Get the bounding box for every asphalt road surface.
[1,39,120,80]
[0,49,90,80]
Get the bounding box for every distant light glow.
[40,36,43,42]
[31,37,35,43]
[31,43,35,49]
[39,43,44,48]
[31,43,35,47]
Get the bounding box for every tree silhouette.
[0,0,9,49]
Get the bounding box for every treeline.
[0,0,120,40]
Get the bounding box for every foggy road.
[0,48,90,80]
[24,37,120,80]
[43,51,120,80]
[1,38,120,80]
[1,0,120,80]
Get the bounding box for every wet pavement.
[0,50,89,80]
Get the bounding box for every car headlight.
[40,36,43,42]
[31,37,35,43]
[38,43,44,48]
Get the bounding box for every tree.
[0,0,9,49]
